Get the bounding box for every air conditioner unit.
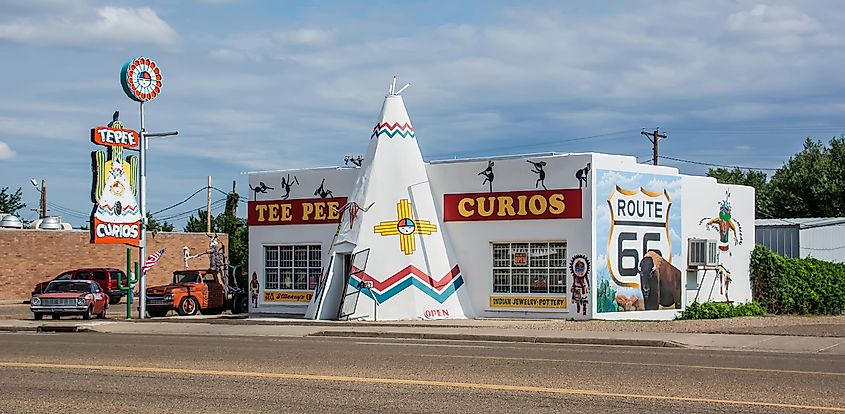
[706,240,718,266]
[688,239,719,268]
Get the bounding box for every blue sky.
[1,0,843,228]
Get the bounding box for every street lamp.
[29,178,47,218]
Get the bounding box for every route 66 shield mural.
[595,170,682,313]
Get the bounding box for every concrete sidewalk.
[1,318,843,355]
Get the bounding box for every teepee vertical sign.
[90,113,142,246]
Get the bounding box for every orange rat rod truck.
[145,269,248,317]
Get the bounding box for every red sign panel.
[91,126,140,149]
[443,189,582,222]
[248,197,347,226]
[91,217,141,246]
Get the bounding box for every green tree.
[766,136,845,218]
[0,187,26,215]
[146,212,174,232]
[183,208,215,233]
[706,168,771,218]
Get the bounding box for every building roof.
[756,217,845,229]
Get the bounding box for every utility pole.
[207,176,212,234]
[231,180,237,216]
[641,128,668,166]
[39,179,47,218]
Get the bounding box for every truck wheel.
[148,310,168,318]
[34,313,43,320]
[177,297,199,316]
[109,297,121,305]
[232,294,249,314]
[82,306,92,320]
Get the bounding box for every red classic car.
[30,280,109,320]
[32,268,128,305]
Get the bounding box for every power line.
[659,155,779,171]
[211,186,248,203]
[46,202,89,219]
[150,187,208,215]
[156,198,227,221]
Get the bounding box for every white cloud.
[0,116,84,141]
[209,48,248,63]
[273,28,334,47]
[0,6,180,49]
[0,141,14,160]
[728,5,819,36]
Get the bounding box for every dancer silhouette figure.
[527,160,547,190]
[478,161,495,192]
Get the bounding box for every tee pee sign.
[90,112,142,246]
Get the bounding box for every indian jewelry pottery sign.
[90,112,141,246]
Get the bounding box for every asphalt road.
[0,332,843,413]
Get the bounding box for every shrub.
[678,301,765,320]
[751,245,845,314]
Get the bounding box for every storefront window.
[492,242,567,294]
[264,245,322,291]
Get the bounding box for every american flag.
[142,248,167,274]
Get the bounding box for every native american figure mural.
[699,191,743,302]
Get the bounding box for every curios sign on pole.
[120,57,162,102]
[89,113,142,246]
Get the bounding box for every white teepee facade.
[309,81,475,320]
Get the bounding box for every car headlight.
[77,298,86,306]
[164,294,173,302]
[31,297,40,306]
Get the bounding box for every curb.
[131,316,479,329]
[308,330,686,348]
[0,326,37,332]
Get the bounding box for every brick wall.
[0,229,227,301]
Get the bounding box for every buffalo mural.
[639,250,682,310]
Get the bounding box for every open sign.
[513,252,528,266]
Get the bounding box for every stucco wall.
[682,177,755,305]
[428,153,594,320]
[0,229,226,301]
[247,167,357,314]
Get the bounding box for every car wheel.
[34,313,43,320]
[98,306,107,319]
[51,314,60,320]
[82,306,92,320]
[109,297,121,305]
[177,297,199,316]
[148,310,168,318]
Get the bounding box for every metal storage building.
[756,218,845,263]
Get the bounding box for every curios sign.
[89,114,142,247]
[443,189,582,222]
